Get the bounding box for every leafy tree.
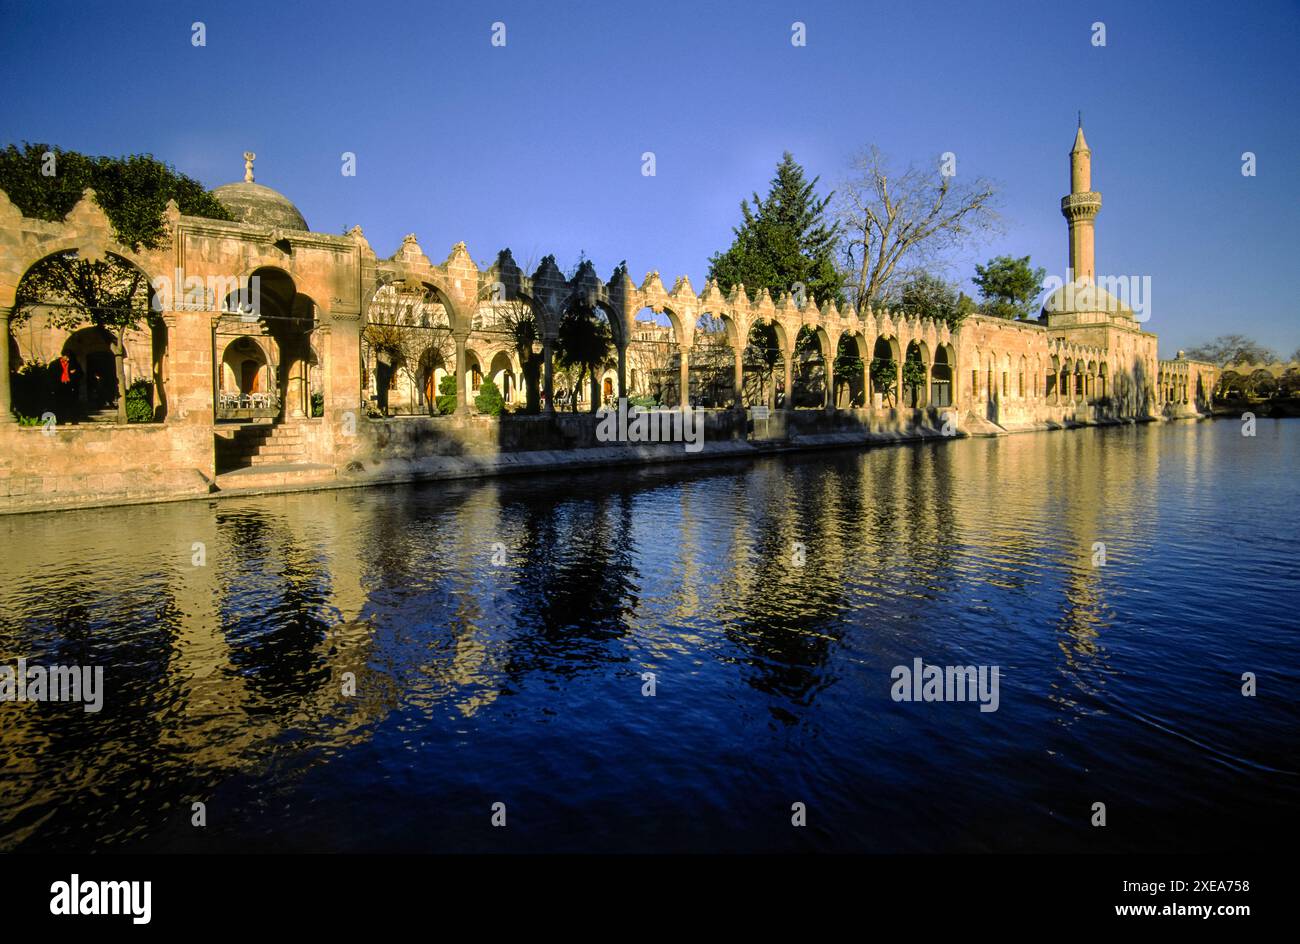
[474,378,504,416]
[1185,334,1277,368]
[1278,367,1300,398]
[555,302,611,413]
[708,152,842,304]
[124,380,154,423]
[837,146,999,308]
[0,143,231,244]
[436,374,458,415]
[972,255,1046,321]
[897,273,977,330]
[498,299,543,412]
[361,321,452,415]
[1,143,232,422]
[833,342,864,407]
[871,356,898,406]
[481,250,548,413]
[902,358,928,405]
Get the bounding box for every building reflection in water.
[2,421,1275,853]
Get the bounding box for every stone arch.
[627,306,679,406]
[834,330,869,408]
[466,348,484,396]
[61,325,119,414]
[360,277,456,415]
[932,341,956,407]
[872,335,902,408]
[743,316,788,409]
[904,338,932,408]
[235,266,320,419]
[792,324,831,408]
[9,248,163,424]
[220,334,274,400]
[689,310,736,408]
[486,349,516,403]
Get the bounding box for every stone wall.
[0,421,212,512]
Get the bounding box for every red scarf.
[60,356,70,383]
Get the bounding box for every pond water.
[1,419,1296,852]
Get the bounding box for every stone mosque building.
[0,125,1219,513]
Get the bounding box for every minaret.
[1061,117,1101,284]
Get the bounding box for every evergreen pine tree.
[707,152,842,305]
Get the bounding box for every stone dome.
[213,180,309,231]
[1041,277,1134,319]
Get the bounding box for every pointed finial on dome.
[243,151,256,183]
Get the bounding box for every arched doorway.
[62,326,118,413]
[834,333,867,408]
[743,320,786,409]
[932,344,955,407]
[10,249,161,425]
[904,340,931,408]
[792,325,829,408]
[688,312,733,408]
[872,336,901,408]
[218,335,276,418]
[222,267,318,421]
[486,350,515,405]
[361,278,454,416]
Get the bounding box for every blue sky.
[1,0,1296,356]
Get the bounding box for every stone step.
[250,446,307,462]
[256,439,304,452]
[215,463,335,493]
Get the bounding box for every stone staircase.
[216,421,306,471]
[214,420,335,494]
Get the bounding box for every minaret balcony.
[1061,192,1102,221]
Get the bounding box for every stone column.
[164,310,217,479]
[823,348,835,411]
[324,312,360,422]
[0,306,13,424]
[894,358,904,410]
[288,336,307,419]
[453,332,469,414]
[923,362,932,409]
[678,346,691,408]
[861,351,871,411]
[543,336,555,414]
[782,349,794,407]
[733,346,744,410]
[617,341,628,401]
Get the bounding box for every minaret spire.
[1061,120,1100,282]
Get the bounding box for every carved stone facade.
[0,129,1219,512]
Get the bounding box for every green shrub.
[125,379,154,423]
[628,394,658,409]
[474,378,504,416]
[311,391,324,417]
[436,375,459,415]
